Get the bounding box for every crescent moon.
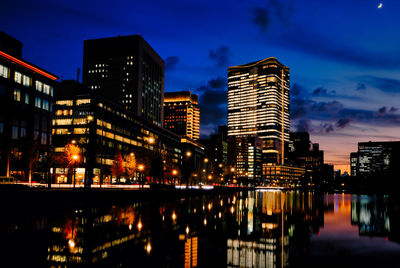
[378,3,383,8]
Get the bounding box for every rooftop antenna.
[77,68,80,82]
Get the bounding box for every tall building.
[164,91,200,140]
[83,35,164,126]
[0,31,58,181]
[227,58,290,181]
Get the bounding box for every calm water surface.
[1,191,400,267]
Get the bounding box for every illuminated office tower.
[164,91,200,140]
[83,35,164,126]
[228,58,290,179]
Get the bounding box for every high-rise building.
[0,32,58,181]
[83,35,164,126]
[227,58,290,181]
[228,57,290,164]
[164,91,200,140]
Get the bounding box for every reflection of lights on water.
[146,242,152,254]
[186,226,190,234]
[137,221,143,231]
[220,200,223,206]
[230,206,235,214]
[203,218,207,226]
[202,205,205,211]
[194,208,197,213]
[172,212,177,221]
[128,224,132,230]
[208,203,212,210]
[218,212,222,218]
[68,239,75,248]
[162,215,165,221]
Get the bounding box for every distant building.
[164,91,200,140]
[52,81,182,185]
[83,35,164,126]
[350,141,400,178]
[0,32,58,181]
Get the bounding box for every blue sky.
[2,0,400,171]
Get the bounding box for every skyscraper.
[227,57,290,180]
[164,91,200,140]
[83,35,164,126]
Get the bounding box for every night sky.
[2,0,400,171]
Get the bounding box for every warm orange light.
[87,115,94,121]
[208,175,212,180]
[218,164,223,168]
[138,164,144,171]
[186,151,192,157]
[72,155,79,160]
[172,212,177,221]
[148,137,155,144]
[68,239,75,248]
[0,51,58,80]
[172,169,178,175]
[137,220,143,231]
[146,242,152,254]
[204,158,209,163]
[231,167,235,172]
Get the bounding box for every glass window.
[0,122,3,133]
[56,100,73,106]
[0,64,9,78]
[23,75,31,87]
[35,81,43,92]
[35,97,41,108]
[42,99,49,110]
[43,84,50,94]
[0,84,5,96]
[20,127,27,138]
[76,99,91,105]
[14,72,22,84]
[25,93,29,104]
[41,133,47,144]
[12,126,19,139]
[13,89,21,101]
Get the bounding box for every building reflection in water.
[1,191,399,267]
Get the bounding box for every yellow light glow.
[68,239,75,248]
[146,242,152,254]
[186,151,192,157]
[137,221,143,231]
[203,218,207,226]
[172,212,177,221]
[186,226,189,234]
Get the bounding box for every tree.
[125,152,137,181]
[111,150,125,183]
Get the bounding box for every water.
[1,191,400,267]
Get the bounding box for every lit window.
[42,99,49,110]
[0,64,9,78]
[25,93,29,104]
[76,99,91,105]
[56,100,73,106]
[13,89,21,101]
[43,84,50,94]
[14,71,22,84]
[36,81,43,92]
[23,75,31,87]
[20,127,27,138]
[35,97,41,108]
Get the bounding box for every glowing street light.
[147,137,155,144]
[138,164,145,171]
[172,169,178,176]
[172,211,177,221]
[86,115,94,121]
[146,242,152,254]
[68,239,75,249]
[186,151,192,157]
[137,220,143,231]
[204,158,209,163]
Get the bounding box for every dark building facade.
[350,141,400,179]
[52,81,181,185]
[164,91,200,140]
[83,35,164,126]
[0,32,58,181]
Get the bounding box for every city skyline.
[2,0,400,171]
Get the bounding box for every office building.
[164,91,200,140]
[350,141,400,179]
[83,35,164,126]
[0,31,58,181]
[52,81,181,185]
[227,57,291,182]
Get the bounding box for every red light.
[0,51,58,80]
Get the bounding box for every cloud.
[356,83,366,91]
[195,77,227,129]
[336,118,351,129]
[252,7,269,32]
[295,119,312,132]
[209,45,232,67]
[359,76,400,93]
[312,87,328,96]
[208,76,226,89]
[378,106,387,114]
[389,107,398,113]
[165,56,179,71]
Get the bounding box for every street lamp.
[72,154,79,189]
[138,164,145,187]
[186,151,192,157]
[172,169,178,184]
